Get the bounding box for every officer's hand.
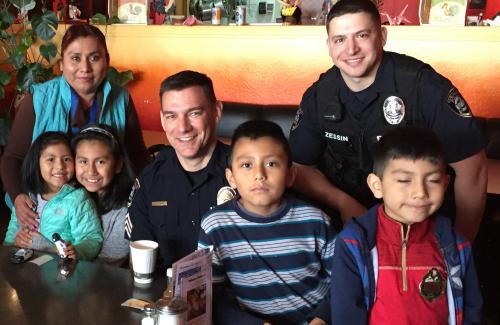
[14,193,39,229]
[338,195,367,222]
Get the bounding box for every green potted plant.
[0,0,58,146]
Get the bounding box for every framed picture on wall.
[52,0,93,22]
[468,0,486,9]
[117,0,148,23]
[419,0,467,25]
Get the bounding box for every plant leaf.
[107,67,134,87]
[90,13,108,25]
[37,66,56,84]
[0,69,11,86]
[11,0,36,12]
[0,10,15,30]
[16,62,41,93]
[19,30,34,48]
[109,16,121,24]
[10,47,27,68]
[31,11,58,41]
[39,42,57,63]
[0,69,10,99]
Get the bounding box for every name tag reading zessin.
[151,201,168,207]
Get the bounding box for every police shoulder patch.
[124,213,133,239]
[127,178,141,207]
[291,106,303,131]
[447,88,472,118]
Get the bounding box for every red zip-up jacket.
[370,206,449,324]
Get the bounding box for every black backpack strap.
[389,52,428,125]
[316,67,343,126]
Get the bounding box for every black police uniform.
[290,51,485,208]
[126,141,229,270]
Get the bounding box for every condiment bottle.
[163,268,174,298]
[142,303,157,325]
[211,1,221,25]
[156,297,188,325]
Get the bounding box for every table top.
[0,246,167,324]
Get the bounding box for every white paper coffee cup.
[130,240,158,284]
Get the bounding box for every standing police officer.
[125,71,229,270]
[289,0,487,241]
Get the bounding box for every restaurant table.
[0,245,167,324]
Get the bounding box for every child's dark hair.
[373,126,446,176]
[228,120,292,168]
[72,124,135,214]
[22,132,73,195]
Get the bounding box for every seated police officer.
[289,0,487,241]
[125,71,228,270]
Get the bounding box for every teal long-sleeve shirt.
[4,184,103,260]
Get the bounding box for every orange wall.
[51,25,500,131]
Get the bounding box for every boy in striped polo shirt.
[198,120,335,325]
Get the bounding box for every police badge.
[217,186,237,205]
[383,96,405,125]
[419,268,445,302]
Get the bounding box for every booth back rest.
[217,102,297,140]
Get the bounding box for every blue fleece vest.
[30,76,128,142]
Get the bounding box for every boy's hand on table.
[309,317,326,325]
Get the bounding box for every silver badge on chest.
[217,186,237,205]
[383,96,405,125]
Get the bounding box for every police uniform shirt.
[125,141,229,270]
[290,51,485,168]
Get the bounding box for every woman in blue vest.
[1,24,149,230]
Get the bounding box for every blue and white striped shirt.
[198,197,335,323]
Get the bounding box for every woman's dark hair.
[72,124,135,214]
[61,24,109,62]
[21,132,73,195]
[228,120,292,168]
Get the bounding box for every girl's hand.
[14,228,32,248]
[14,228,41,248]
[64,241,79,260]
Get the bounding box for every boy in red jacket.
[331,126,482,324]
